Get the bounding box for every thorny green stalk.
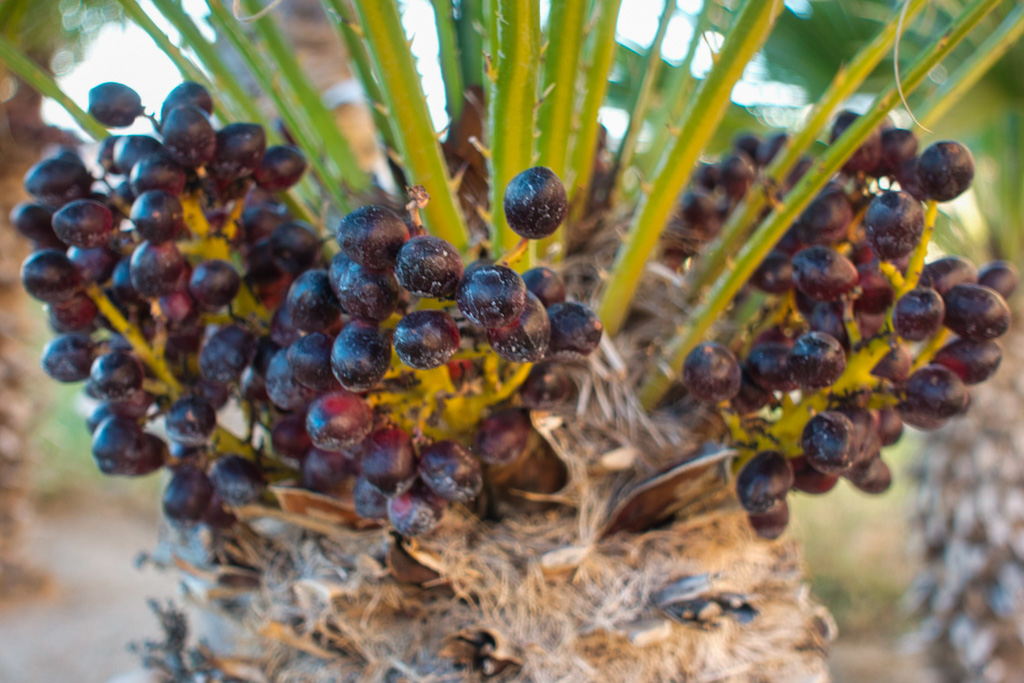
[638,0,1003,410]
[688,0,930,297]
[0,35,107,140]
[431,0,465,122]
[566,0,623,217]
[918,4,1024,128]
[351,0,471,250]
[320,0,397,152]
[613,0,676,198]
[598,0,785,337]
[534,0,586,259]
[205,0,351,217]
[239,0,370,193]
[489,0,541,259]
[457,0,485,90]
[147,0,267,127]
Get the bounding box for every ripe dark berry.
[502,166,568,239]
[978,261,1018,299]
[796,183,852,245]
[682,341,742,403]
[720,153,755,200]
[52,199,114,249]
[751,250,793,294]
[189,260,241,309]
[395,235,463,299]
[338,205,409,270]
[748,500,789,540]
[830,110,882,174]
[943,284,1011,340]
[306,392,373,451]
[97,136,119,173]
[90,350,144,401]
[271,413,313,461]
[329,253,399,322]
[130,190,184,243]
[331,320,391,391]
[801,411,853,475]
[841,407,881,466]
[787,332,845,390]
[112,135,162,175]
[475,409,532,469]
[487,293,551,362]
[419,440,482,503]
[199,325,258,384]
[10,202,60,248]
[162,465,214,523]
[519,362,573,411]
[735,451,793,514]
[41,333,95,382]
[844,457,892,495]
[733,132,761,161]
[265,348,315,410]
[284,333,338,392]
[546,301,603,360]
[270,221,321,274]
[921,256,978,297]
[161,105,217,167]
[678,189,718,237]
[863,190,924,261]
[209,455,266,506]
[48,293,99,332]
[854,264,894,315]
[893,287,945,341]
[871,344,912,383]
[361,428,417,495]
[210,122,267,180]
[88,82,144,127]
[899,364,967,429]
[253,145,307,191]
[129,240,186,299]
[876,407,903,446]
[24,156,93,206]
[792,458,839,495]
[130,151,187,195]
[67,246,117,284]
[877,128,918,176]
[388,482,446,537]
[165,395,217,447]
[521,268,566,309]
[933,339,1002,385]
[21,249,82,303]
[302,448,358,493]
[160,81,214,121]
[756,132,788,167]
[456,262,528,329]
[745,342,797,393]
[394,310,460,369]
[353,477,388,520]
[791,246,858,301]
[916,141,974,201]
[286,269,341,332]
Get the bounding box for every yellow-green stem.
[431,0,465,122]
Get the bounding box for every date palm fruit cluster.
[674,114,1015,539]
[15,81,601,536]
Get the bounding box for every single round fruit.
[41,333,95,382]
[199,325,258,384]
[845,457,892,495]
[735,451,793,514]
[487,293,551,362]
[456,263,528,329]
[791,246,859,301]
[10,202,59,247]
[21,249,82,303]
[751,250,793,294]
[395,235,463,299]
[287,332,340,392]
[165,395,217,447]
[89,351,143,401]
[112,135,162,176]
[52,199,114,248]
[942,284,1010,341]
[189,260,241,309]
[519,363,574,411]
[745,342,797,393]
[393,310,460,369]
[161,104,217,167]
[546,301,603,360]
[796,183,852,245]
[92,416,163,476]
[48,293,99,333]
[388,483,446,536]
[916,141,974,201]
[361,428,418,495]
[305,392,373,452]
[331,321,391,391]
[933,339,1002,385]
[265,348,315,410]
[419,440,483,503]
[871,344,912,383]
[899,364,967,428]
[129,240,186,299]
[286,269,342,332]
[338,204,409,270]
[329,253,399,323]
[160,81,213,121]
[921,256,978,297]
[89,82,144,127]
[892,287,945,341]
[978,261,1018,299]
[682,341,742,403]
[502,166,568,239]
[876,407,903,446]
[787,332,846,390]
[254,145,307,191]
[270,221,321,274]
[353,477,388,520]
[24,156,93,205]
[209,122,267,180]
[748,500,789,540]
[162,465,214,523]
[302,448,358,493]
[878,128,918,176]
[270,413,313,461]
[522,266,567,307]
[863,190,924,261]
[854,264,895,315]
[801,411,853,475]
[830,110,881,174]
[130,190,184,243]
[209,455,266,506]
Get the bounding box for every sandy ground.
[0,497,937,683]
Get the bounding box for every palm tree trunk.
[910,322,1024,682]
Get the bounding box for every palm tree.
[2,0,1019,680]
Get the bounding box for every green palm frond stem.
[565,0,622,219]
[612,0,676,199]
[686,0,930,298]
[351,0,471,251]
[918,4,1024,128]
[534,0,586,259]
[0,34,107,140]
[239,0,370,194]
[320,0,397,153]
[431,0,465,122]
[597,0,785,337]
[488,0,541,258]
[457,0,485,90]
[638,0,1004,410]
[204,0,349,217]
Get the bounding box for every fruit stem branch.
[637,0,1000,411]
[86,285,182,395]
